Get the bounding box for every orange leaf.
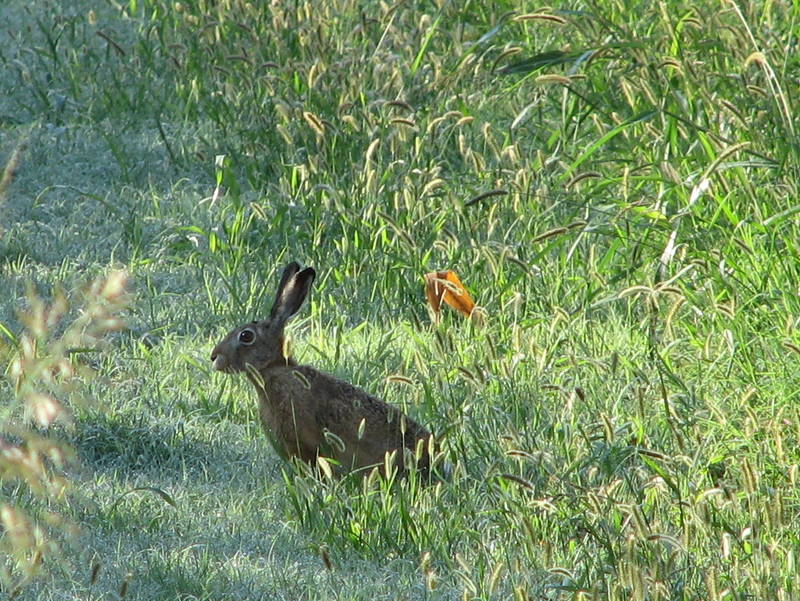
[424,270,476,321]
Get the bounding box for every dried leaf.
[425,270,476,321]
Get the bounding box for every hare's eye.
[238,328,256,345]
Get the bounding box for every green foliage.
[1,0,800,598]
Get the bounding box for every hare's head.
[211,262,316,373]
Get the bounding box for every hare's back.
[313,369,428,429]
[297,366,432,471]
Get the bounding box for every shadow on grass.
[70,407,275,484]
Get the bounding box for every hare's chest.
[255,378,321,463]
[255,388,281,432]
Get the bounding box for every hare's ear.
[270,266,316,324]
[271,262,301,310]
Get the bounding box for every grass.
[1,0,800,598]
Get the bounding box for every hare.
[210,262,439,479]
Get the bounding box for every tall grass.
[1,0,799,598]
[0,270,128,593]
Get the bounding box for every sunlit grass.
[1,0,800,599]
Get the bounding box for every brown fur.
[210,262,436,478]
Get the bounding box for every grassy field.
[2,0,800,599]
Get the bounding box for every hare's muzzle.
[210,350,228,371]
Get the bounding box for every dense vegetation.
[1,0,799,599]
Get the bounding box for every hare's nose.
[211,352,227,371]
